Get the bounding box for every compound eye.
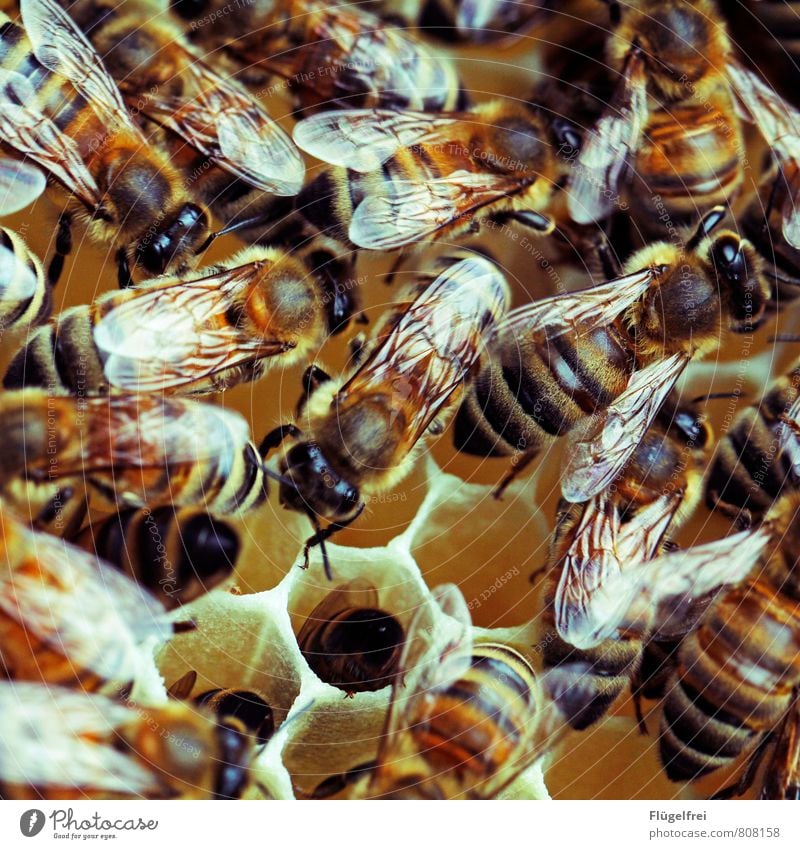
[171,0,210,20]
[136,233,169,274]
[711,235,746,284]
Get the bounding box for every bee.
[0,504,173,692]
[73,505,240,611]
[0,0,213,288]
[705,356,800,526]
[0,682,254,799]
[59,0,305,197]
[322,585,567,799]
[568,0,800,237]
[291,100,579,251]
[538,399,712,730]
[262,253,511,578]
[3,243,356,396]
[171,0,462,116]
[296,579,404,695]
[0,225,49,331]
[453,206,770,503]
[373,0,549,44]
[658,490,800,784]
[168,670,275,746]
[0,389,269,516]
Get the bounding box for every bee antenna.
[691,390,745,404]
[261,465,295,489]
[195,214,276,254]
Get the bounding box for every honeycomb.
[2,0,799,802]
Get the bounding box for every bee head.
[135,204,210,276]
[279,441,362,523]
[707,232,768,333]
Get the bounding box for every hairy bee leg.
[493,451,537,500]
[47,213,72,287]
[258,424,302,459]
[116,248,133,289]
[302,503,366,580]
[711,734,772,799]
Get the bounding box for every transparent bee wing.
[727,60,800,248]
[293,109,458,172]
[0,156,46,216]
[567,50,648,225]
[338,255,509,448]
[573,527,771,650]
[0,683,160,793]
[556,493,682,649]
[493,266,657,341]
[562,353,689,503]
[0,242,38,302]
[21,0,144,139]
[94,264,293,393]
[349,171,525,249]
[0,69,100,207]
[144,61,304,195]
[0,515,171,682]
[72,395,252,469]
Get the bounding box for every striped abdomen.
[660,575,800,781]
[3,305,106,394]
[74,506,240,610]
[634,90,743,227]
[405,643,538,788]
[454,324,633,457]
[0,227,48,331]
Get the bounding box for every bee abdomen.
[76,506,239,610]
[3,308,106,395]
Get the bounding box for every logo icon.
[20,810,45,837]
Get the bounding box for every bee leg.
[302,503,366,580]
[493,451,537,500]
[631,678,649,735]
[301,364,333,404]
[47,213,73,287]
[492,210,555,235]
[348,334,368,368]
[116,248,134,289]
[711,734,772,800]
[258,424,302,459]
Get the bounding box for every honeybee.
[0,682,254,799]
[568,0,800,236]
[0,0,212,288]
[294,101,576,250]
[296,579,404,695]
[0,225,49,331]
[453,206,770,503]
[374,0,549,44]
[74,506,240,611]
[168,670,275,746]
[263,253,510,578]
[0,389,269,516]
[291,100,578,250]
[658,490,800,784]
[4,243,355,396]
[59,0,304,197]
[538,399,712,729]
[0,504,173,692]
[705,356,800,525]
[172,0,462,116]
